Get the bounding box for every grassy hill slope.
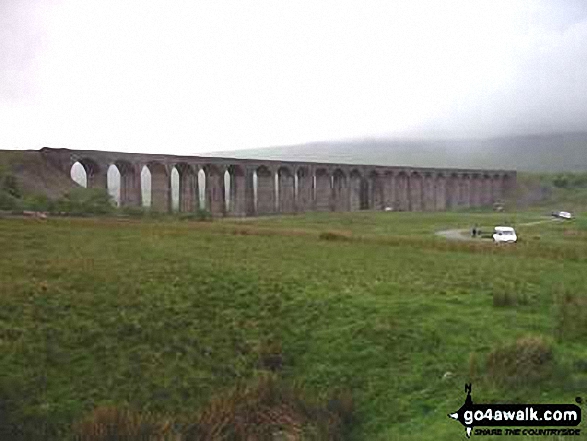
[209,132,587,172]
[0,149,78,199]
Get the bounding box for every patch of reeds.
[485,336,554,387]
[554,291,587,342]
[72,376,354,441]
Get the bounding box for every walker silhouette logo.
[448,384,582,437]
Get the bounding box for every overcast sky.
[2,0,587,155]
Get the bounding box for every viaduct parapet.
[40,147,517,217]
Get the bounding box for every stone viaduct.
[40,147,516,217]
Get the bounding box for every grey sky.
[2,0,587,154]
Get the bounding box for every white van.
[493,226,517,243]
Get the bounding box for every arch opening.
[198,169,206,209]
[107,164,121,206]
[141,165,151,208]
[71,161,87,187]
[171,167,180,212]
[382,171,394,210]
[227,165,246,216]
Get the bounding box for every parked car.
[493,202,504,212]
[493,226,517,243]
[551,211,573,220]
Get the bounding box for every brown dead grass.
[485,336,554,387]
[72,375,353,441]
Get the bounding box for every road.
[435,218,558,241]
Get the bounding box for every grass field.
[1,210,587,440]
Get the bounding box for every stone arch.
[435,173,447,211]
[71,158,106,189]
[395,171,409,211]
[175,163,197,213]
[315,168,331,212]
[113,160,140,208]
[409,171,423,211]
[256,165,275,215]
[146,161,170,212]
[203,164,225,216]
[423,172,435,211]
[368,170,384,210]
[382,170,395,209]
[226,164,246,216]
[332,169,349,212]
[295,167,312,212]
[277,166,295,214]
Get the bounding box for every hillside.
[209,132,587,172]
[0,149,78,199]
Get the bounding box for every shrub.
[256,341,284,372]
[493,291,516,307]
[493,290,529,307]
[0,166,21,198]
[119,206,147,217]
[0,378,63,441]
[55,188,115,215]
[485,336,554,387]
[318,231,352,241]
[195,209,213,222]
[178,209,213,222]
[0,191,21,211]
[22,193,54,212]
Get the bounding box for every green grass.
[222,210,540,237]
[1,211,586,440]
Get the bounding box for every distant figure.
[471,224,478,237]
